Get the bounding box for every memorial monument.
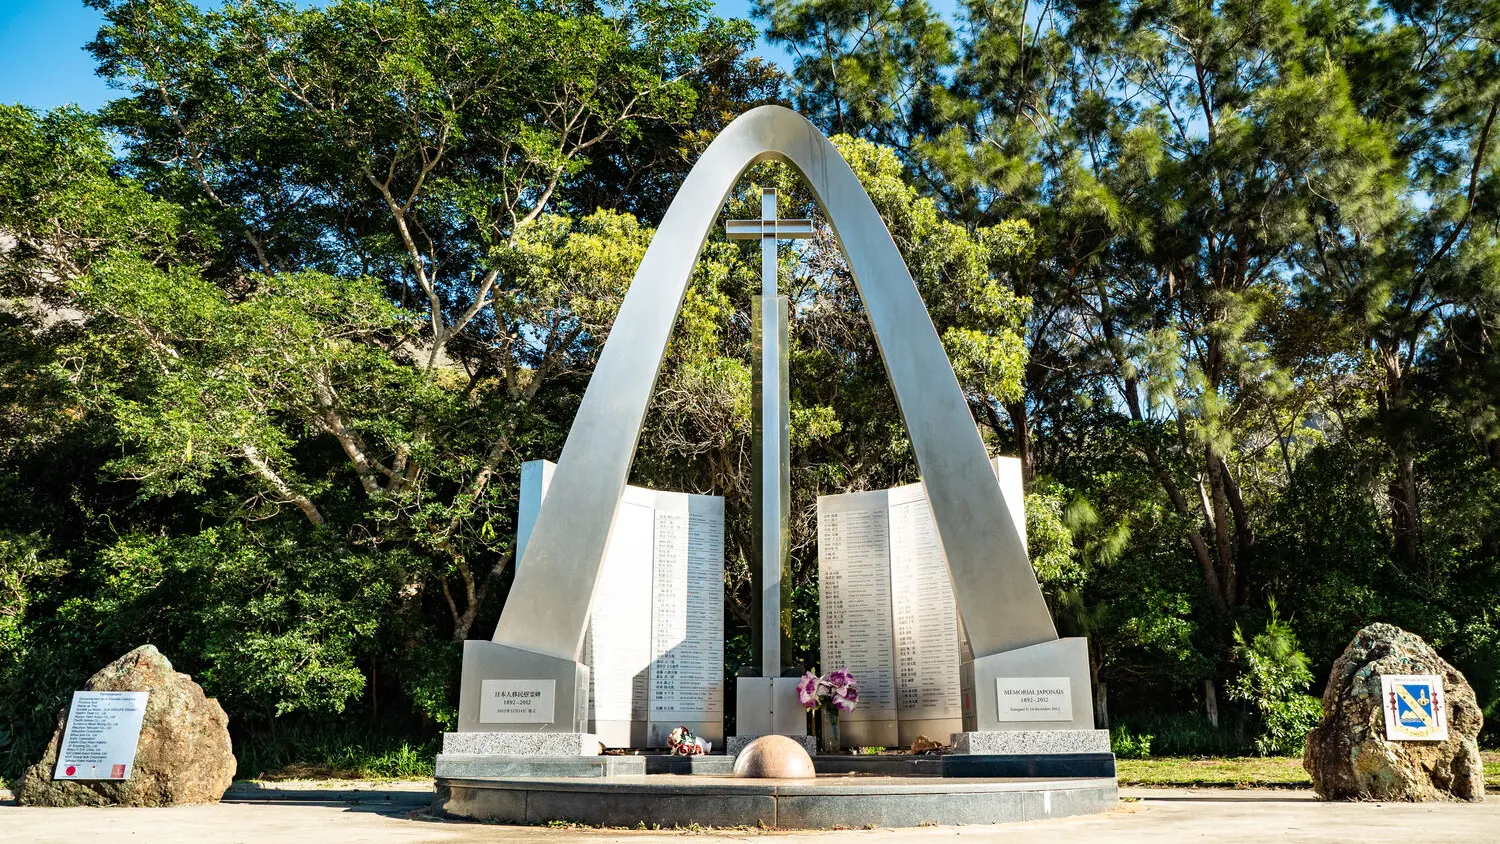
[441,103,1106,780]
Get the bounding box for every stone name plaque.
[479,679,557,724]
[583,495,654,725]
[518,460,724,746]
[819,489,898,736]
[53,690,149,780]
[995,677,1073,722]
[818,458,1025,746]
[648,495,725,731]
[888,483,962,723]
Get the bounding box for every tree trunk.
[1141,444,1227,614]
[1488,437,1499,471]
[1203,679,1220,728]
[452,600,478,642]
[1377,353,1422,569]
[240,443,324,525]
[1206,447,1237,610]
[450,549,517,641]
[1005,399,1035,487]
[1095,279,1142,422]
[1390,449,1421,568]
[1215,454,1254,607]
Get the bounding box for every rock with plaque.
[516,460,724,749]
[818,457,1026,748]
[1305,623,1483,801]
[16,645,236,807]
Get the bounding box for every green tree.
[1229,601,1322,756]
[1297,0,1500,568]
[76,0,768,639]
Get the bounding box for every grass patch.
[249,741,435,781]
[1117,756,1310,788]
[234,722,437,781]
[1122,753,1500,789]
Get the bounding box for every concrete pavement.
[1,782,1496,843]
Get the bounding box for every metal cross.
[727,188,812,679]
[726,189,814,296]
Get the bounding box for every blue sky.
[0,0,787,113]
[0,1,114,111]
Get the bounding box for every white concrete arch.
[493,105,1056,664]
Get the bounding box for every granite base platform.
[643,754,736,775]
[435,774,1118,829]
[941,753,1115,778]
[436,732,617,778]
[942,728,1122,773]
[948,729,1111,755]
[436,754,644,778]
[442,732,601,756]
[943,730,1115,778]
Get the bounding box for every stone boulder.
[1303,623,1484,802]
[16,645,237,806]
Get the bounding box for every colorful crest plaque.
[1381,674,1448,741]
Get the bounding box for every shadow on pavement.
[223,787,434,816]
[1136,794,1322,803]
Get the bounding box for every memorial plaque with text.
[54,691,149,780]
[888,484,962,726]
[995,677,1073,722]
[648,495,725,738]
[583,495,654,724]
[518,460,724,747]
[1382,674,1448,741]
[817,458,1025,747]
[818,489,898,744]
[479,679,557,723]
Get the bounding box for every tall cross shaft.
[727,188,813,678]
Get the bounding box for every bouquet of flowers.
[666,725,709,756]
[797,669,859,713]
[798,669,858,753]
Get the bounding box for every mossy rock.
[1304,623,1484,802]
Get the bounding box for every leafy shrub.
[1114,713,1248,756]
[0,523,441,781]
[1229,601,1320,756]
[1255,693,1323,756]
[1110,725,1154,758]
[233,720,437,780]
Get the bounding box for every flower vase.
[820,708,842,754]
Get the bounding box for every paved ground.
[1,782,1496,843]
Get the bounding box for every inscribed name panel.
[817,489,898,724]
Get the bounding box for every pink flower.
[833,683,859,712]
[797,671,820,710]
[825,669,854,691]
